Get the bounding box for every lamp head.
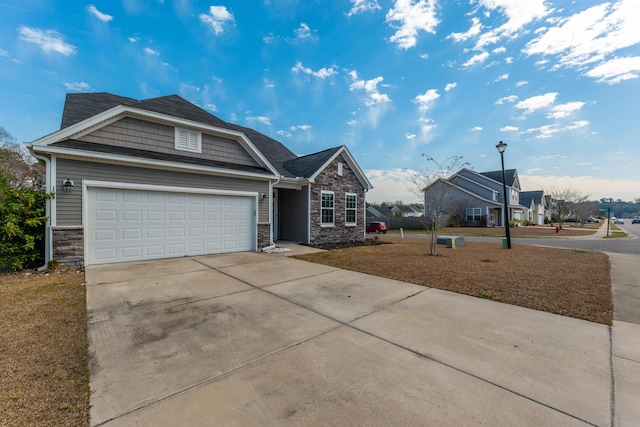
[496,141,507,153]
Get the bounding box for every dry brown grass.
[400,224,598,237]
[0,269,89,427]
[296,238,612,325]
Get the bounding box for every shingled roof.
[481,169,518,186]
[58,93,331,179]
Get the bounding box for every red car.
[366,221,388,234]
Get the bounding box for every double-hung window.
[466,208,481,222]
[321,191,334,226]
[345,193,357,226]
[175,127,202,153]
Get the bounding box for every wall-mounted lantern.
[62,178,74,193]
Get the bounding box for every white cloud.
[144,47,159,56]
[87,5,113,22]
[347,0,381,17]
[470,126,483,131]
[492,46,506,54]
[515,80,528,87]
[504,56,513,64]
[520,174,640,202]
[199,5,235,35]
[524,0,640,83]
[494,73,509,81]
[475,0,550,49]
[63,82,91,92]
[365,168,422,203]
[17,26,76,55]
[246,115,271,126]
[420,53,429,60]
[128,37,138,43]
[413,89,439,111]
[346,119,358,126]
[405,133,416,139]
[276,129,292,137]
[514,92,557,114]
[0,48,8,57]
[385,0,439,49]
[205,103,217,112]
[290,124,311,131]
[585,56,640,84]
[291,61,337,79]
[547,101,586,119]
[500,125,519,132]
[444,82,457,91]
[462,51,489,67]
[524,120,589,139]
[495,95,518,104]
[349,70,391,107]
[448,17,482,43]
[293,23,317,41]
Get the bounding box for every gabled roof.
[283,147,341,178]
[480,169,519,188]
[30,93,373,188]
[520,190,544,207]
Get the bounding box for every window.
[175,127,202,153]
[338,162,344,176]
[466,208,481,222]
[345,193,357,226]
[321,191,334,226]
[493,192,499,201]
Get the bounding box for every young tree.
[0,126,44,189]
[547,186,590,228]
[408,155,470,256]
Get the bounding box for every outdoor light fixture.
[495,141,511,249]
[261,193,267,200]
[62,178,74,193]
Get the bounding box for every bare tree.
[408,155,470,256]
[547,186,590,228]
[0,127,44,189]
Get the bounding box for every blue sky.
[1,0,639,203]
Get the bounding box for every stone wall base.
[52,226,84,267]
[257,223,271,250]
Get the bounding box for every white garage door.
[86,187,255,265]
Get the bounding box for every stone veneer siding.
[310,156,365,245]
[257,223,271,249]
[52,226,84,267]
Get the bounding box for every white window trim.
[466,207,481,222]
[345,193,357,226]
[175,127,202,153]
[321,190,335,227]
[337,162,344,176]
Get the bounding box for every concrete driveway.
[86,247,623,426]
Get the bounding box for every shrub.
[0,176,51,271]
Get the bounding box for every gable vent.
[175,128,202,153]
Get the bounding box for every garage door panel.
[87,188,255,265]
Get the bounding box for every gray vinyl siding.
[79,117,260,167]
[55,158,269,226]
[278,186,309,243]
[449,175,495,200]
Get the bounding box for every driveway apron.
[86,249,625,426]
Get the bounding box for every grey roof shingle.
[481,169,517,186]
[283,147,342,178]
[58,92,329,178]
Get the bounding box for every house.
[423,168,526,227]
[519,190,547,225]
[366,205,392,221]
[26,93,372,267]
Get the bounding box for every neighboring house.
[26,93,372,267]
[366,205,392,221]
[423,168,526,227]
[394,204,423,217]
[519,190,546,225]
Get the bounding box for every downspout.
[262,175,282,251]
[29,149,53,270]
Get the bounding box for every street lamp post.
[496,141,512,249]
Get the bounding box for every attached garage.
[85,185,256,265]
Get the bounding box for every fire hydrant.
[555,226,560,233]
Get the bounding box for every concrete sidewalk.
[85,246,640,426]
